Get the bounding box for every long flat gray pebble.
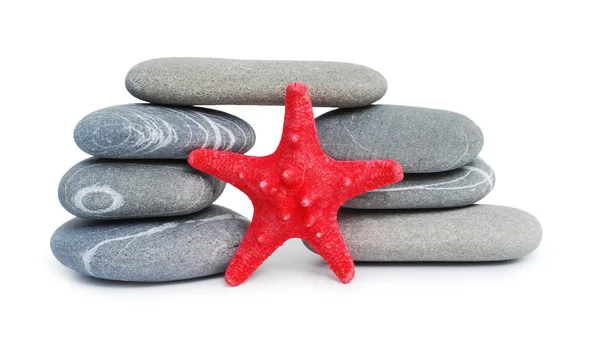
[74,104,255,159]
[125,58,387,107]
[316,105,484,173]
[50,205,249,282]
[305,205,542,261]
[58,158,225,220]
[344,157,495,209]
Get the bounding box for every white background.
[1,1,598,345]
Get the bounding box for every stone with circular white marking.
[50,205,249,282]
[344,157,495,209]
[316,105,484,173]
[58,158,225,220]
[305,205,542,261]
[125,58,387,107]
[74,104,255,159]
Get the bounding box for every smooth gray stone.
[305,205,542,261]
[58,159,225,220]
[125,58,387,107]
[344,157,495,209]
[50,205,249,282]
[74,104,255,159]
[316,105,484,173]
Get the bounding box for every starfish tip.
[187,150,199,166]
[286,81,308,93]
[339,268,355,284]
[391,161,404,181]
[224,272,244,287]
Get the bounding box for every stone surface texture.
[305,205,542,261]
[74,103,255,159]
[125,58,387,107]
[344,157,495,209]
[51,205,250,282]
[58,158,225,220]
[316,105,484,173]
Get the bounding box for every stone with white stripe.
[50,205,250,282]
[344,157,495,209]
[58,158,225,220]
[74,104,255,159]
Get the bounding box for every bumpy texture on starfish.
[188,82,403,286]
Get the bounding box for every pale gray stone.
[305,205,542,261]
[74,103,255,159]
[50,205,249,282]
[316,105,484,173]
[344,157,495,209]
[125,58,387,107]
[58,158,225,220]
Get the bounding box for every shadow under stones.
[67,270,226,288]
[307,256,525,268]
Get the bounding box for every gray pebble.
[74,104,255,159]
[125,58,387,107]
[344,157,495,209]
[305,205,542,261]
[58,158,225,220]
[50,205,249,282]
[316,105,484,173]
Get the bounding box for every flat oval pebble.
[125,58,387,107]
[316,105,484,173]
[74,104,255,159]
[344,157,495,209]
[58,159,225,220]
[50,205,249,282]
[305,205,542,261]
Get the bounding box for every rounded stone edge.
[443,112,485,172]
[125,61,154,103]
[323,63,388,108]
[505,206,543,260]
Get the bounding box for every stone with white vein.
[58,158,225,220]
[74,104,255,159]
[50,205,250,282]
[305,205,542,261]
[316,105,484,173]
[344,157,495,209]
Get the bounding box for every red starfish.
[188,82,403,286]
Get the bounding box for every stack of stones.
[51,58,542,283]
[313,107,542,261]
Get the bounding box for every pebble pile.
[51,57,542,282]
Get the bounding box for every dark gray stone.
[50,205,249,282]
[74,103,255,159]
[344,157,495,209]
[305,205,542,261]
[58,159,225,220]
[125,58,387,107]
[316,105,484,173]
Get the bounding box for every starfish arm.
[335,159,404,201]
[276,82,322,154]
[224,215,284,286]
[188,148,262,194]
[304,223,355,284]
